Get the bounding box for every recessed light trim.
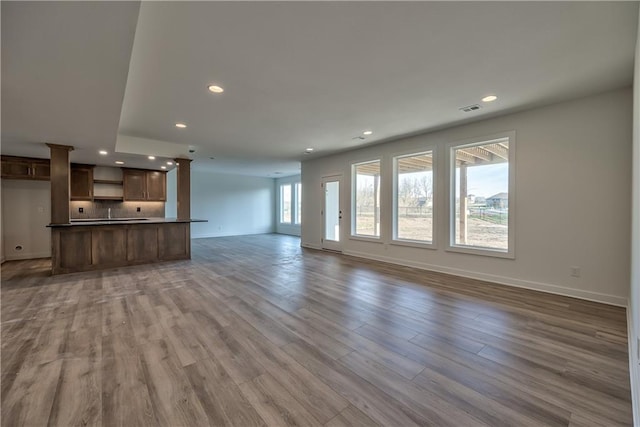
[148,156,156,160]
[167,161,173,165]
[160,166,167,170]
[175,123,187,128]
[99,150,108,155]
[363,130,373,135]
[115,161,124,165]
[482,95,498,102]
[208,85,224,93]
[305,148,314,152]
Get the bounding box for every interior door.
[322,175,342,251]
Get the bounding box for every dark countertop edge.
[47,218,208,227]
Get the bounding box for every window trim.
[279,183,293,225]
[294,182,302,225]
[445,131,516,259]
[351,158,382,240]
[392,147,437,249]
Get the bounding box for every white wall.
[275,174,301,236]
[302,88,632,306]
[165,168,177,218]
[190,170,275,238]
[628,9,640,425]
[1,179,51,260]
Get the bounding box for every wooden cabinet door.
[146,171,166,201]
[123,169,146,201]
[31,161,50,180]
[70,166,93,200]
[1,158,31,178]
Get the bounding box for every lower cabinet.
[51,222,191,274]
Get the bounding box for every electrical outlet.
[137,207,141,212]
[79,207,84,213]
[570,266,581,277]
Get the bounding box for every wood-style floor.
[1,234,632,426]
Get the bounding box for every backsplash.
[70,200,165,219]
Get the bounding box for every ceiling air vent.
[459,104,481,113]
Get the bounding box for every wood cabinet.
[1,155,50,180]
[50,222,191,274]
[70,164,94,201]
[123,169,166,201]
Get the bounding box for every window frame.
[391,147,437,249]
[279,183,292,225]
[294,182,302,225]
[446,131,516,259]
[351,158,383,241]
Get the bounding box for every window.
[394,151,434,244]
[295,182,302,224]
[449,134,514,256]
[352,160,381,237]
[280,184,292,224]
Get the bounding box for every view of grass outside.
[396,152,433,242]
[280,184,291,223]
[354,161,380,236]
[453,140,509,250]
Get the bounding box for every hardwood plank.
[139,339,210,426]
[0,234,632,426]
[184,357,266,427]
[324,405,380,427]
[238,373,323,427]
[1,359,63,427]
[282,340,430,427]
[229,316,350,423]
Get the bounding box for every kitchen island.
[48,218,205,275]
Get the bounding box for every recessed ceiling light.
[161,166,166,170]
[148,156,156,160]
[175,123,187,128]
[363,130,373,135]
[208,85,224,93]
[99,150,108,155]
[482,95,498,102]
[167,161,173,165]
[115,161,124,165]
[305,148,314,152]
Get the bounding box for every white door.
[322,176,342,251]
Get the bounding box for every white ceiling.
[2,2,639,177]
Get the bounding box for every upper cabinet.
[123,169,166,201]
[70,164,94,201]
[1,156,50,180]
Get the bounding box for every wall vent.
[459,104,481,113]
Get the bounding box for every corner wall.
[302,88,632,306]
[190,170,275,238]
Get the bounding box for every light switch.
[37,206,44,213]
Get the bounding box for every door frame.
[321,174,343,252]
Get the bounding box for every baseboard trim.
[342,249,627,307]
[628,299,639,426]
[4,251,51,262]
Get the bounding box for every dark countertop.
[48,217,207,227]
